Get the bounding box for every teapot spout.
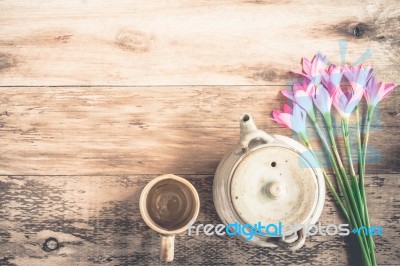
[240,113,258,139]
[238,113,275,151]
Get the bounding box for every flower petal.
[345,87,364,114]
[380,83,396,100]
[294,90,314,113]
[277,113,294,130]
[283,104,293,114]
[292,104,306,133]
[332,88,348,117]
[302,57,312,75]
[272,110,284,126]
[313,85,331,114]
[281,89,295,101]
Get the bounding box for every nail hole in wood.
[43,237,60,252]
[271,162,277,167]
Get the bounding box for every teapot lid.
[230,144,318,232]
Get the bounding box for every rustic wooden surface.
[0,175,398,266]
[0,0,399,265]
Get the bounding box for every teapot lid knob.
[265,181,285,200]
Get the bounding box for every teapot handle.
[239,130,274,151]
[285,228,306,250]
[270,228,306,250]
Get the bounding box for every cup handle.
[160,235,175,262]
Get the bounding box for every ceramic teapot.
[213,113,325,250]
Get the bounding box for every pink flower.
[292,52,328,85]
[332,85,364,119]
[364,76,396,107]
[272,103,307,135]
[322,64,342,94]
[342,64,373,91]
[294,89,315,119]
[281,80,316,121]
[281,79,311,101]
[313,84,334,115]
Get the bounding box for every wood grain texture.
[0,0,399,265]
[0,174,398,266]
[0,0,399,86]
[0,87,398,176]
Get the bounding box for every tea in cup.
[139,174,200,262]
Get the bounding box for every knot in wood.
[43,237,60,252]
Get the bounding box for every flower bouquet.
[272,53,396,265]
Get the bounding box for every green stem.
[316,119,364,231]
[355,108,366,226]
[357,106,377,265]
[303,139,349,221]
[341,117,365,225]
[362,107,374,166]
[319,115,372,265]
[308,120,371,266]
[360,106,377,265]
[356,106,365,203]
[341,118,356,177]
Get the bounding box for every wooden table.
[0,1,399,265]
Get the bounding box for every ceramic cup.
[139,174,200,262]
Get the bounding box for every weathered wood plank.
[0,87,398,175]
[0,174,398,265]
[0,0,399,86]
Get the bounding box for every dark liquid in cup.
[146,179,196,231]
